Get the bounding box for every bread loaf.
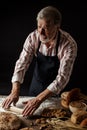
[0,112,21,130]
[80,118,87,128]
[71,110,87,124]
[61,99,69,108]
[60,88,81,108]
[66,88,80,105]
[61,91,69,100]
[20,127,33,130]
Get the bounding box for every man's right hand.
[2,92,19,109]
[2,82,20,109]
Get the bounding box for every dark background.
[0,1,87,95]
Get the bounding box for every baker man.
[2,6,77,116]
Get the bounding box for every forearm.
[11,82,20,95]
[47,41,77,95]
[36,89,53,103]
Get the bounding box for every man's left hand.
[22,98,41,117]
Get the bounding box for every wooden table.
[0,95,87,130]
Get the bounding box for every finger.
[24,107,36,116]
[22,105,36,117]
[29,107,36,115]
[22,107,29,116]
[22,105,32,116]
[2,100,8,108]
[2,99,11,109]
[5,100,11,108]
[2,100,6,107]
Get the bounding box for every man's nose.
[40,28,45,34]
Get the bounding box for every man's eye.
[38,26,41,29]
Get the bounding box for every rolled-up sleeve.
[47,35,77,94]
[11,34,36,84]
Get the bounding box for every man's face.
[37,18,58,43]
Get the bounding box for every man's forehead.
[45,18,54,24]
[38,18,54,26]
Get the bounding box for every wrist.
[11,82,20,94]
[36,89,53,103]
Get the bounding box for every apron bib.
[29,33,60,96]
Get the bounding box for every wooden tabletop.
[0,95,87,130]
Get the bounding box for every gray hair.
[36,6,62,26]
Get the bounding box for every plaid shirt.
[11,29,77,94]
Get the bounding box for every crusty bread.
[41,108,70,118]
[0,112,21,130]
[20,128,33,130]
[61,91,69,100]
[71,110,87,124]
[61,99,69,109]
[80,118,87,128]
[60,88,81,108]
[66,88,81,105]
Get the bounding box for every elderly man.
[2,6,77,116]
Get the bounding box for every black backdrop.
[0,1,87,95]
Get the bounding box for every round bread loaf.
[20,128,33,130]
[61,91,69,100]
[80,118,87,128]
[69,101,86,113]
[60,88,81,108]
[61,99,69,108]
[71,110,87,124]
[0,112,21,130]
[66,88,80,105]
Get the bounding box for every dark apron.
[29,33,60,96]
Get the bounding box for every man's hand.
[2,92,19,109]
[22,97,41,117]
[22,89,53,117]
[2,82,20,109]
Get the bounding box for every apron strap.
[56,31,60,55]
[36,31,60,55]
